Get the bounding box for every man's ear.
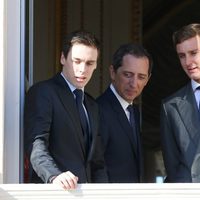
[148,73,152,80]
[144,73,151,86]
[109,65,115,80]
[60,52,65,65]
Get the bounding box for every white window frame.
[0,0,25,183]
[0,0,5,184]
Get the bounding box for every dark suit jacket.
[160,82,200,182]
[97,87,143,183]
[24,73,107,183]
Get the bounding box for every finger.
[64,171,78,189]
[52,171,78,190]
[52,176,69,190]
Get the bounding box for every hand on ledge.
[52,171,79,190]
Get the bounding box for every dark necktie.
[197,86,200,113]
[199,100,200,114]
[127,105,140,181]
[127,104,138,151]
[74,89,90,154]
[199,101,200,113]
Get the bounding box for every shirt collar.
[191,79,200,92]
[110,84,132,110]
[61,72,84,93]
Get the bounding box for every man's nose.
[185,56,192,66]
[79,63,86,72]
[129,76,137,87]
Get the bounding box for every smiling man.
[24,30,108,189]
[160,23,200,182]
[97,43,152,183]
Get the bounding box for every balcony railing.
[1,183,200,199]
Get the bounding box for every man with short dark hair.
[24,30,108,189]
[161,23,200,182]
[97,43,152,183]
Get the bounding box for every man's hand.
[52,171,79,190]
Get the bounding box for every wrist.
[49,175,57,183]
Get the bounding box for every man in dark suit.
[160,23,200,182]
[24,30,108,189]
[97,43,152,183]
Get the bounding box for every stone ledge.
[1,183,200,199]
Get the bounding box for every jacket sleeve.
[88,103,108,183]
[90,132,108,183]
[160,102,187,182]
[25,83,62,183]
[30,136,62,182]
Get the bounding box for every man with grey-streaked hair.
[97,43,152,183]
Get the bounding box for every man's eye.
[138,76,146,80]
[86,62,94,66]
[178,54,185,59]
[191,51,197,56]
[124,73,132,78]
[74,60,81,64]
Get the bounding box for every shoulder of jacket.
[162,84,189,104]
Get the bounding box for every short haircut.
[61,30,100,58]
[173,23,200,47]
[111,43,153,76]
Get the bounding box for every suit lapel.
[106,88,139,157]
[133,105,143,177]
[84,94,98,161]
[176,84,200,146]
[53,74,86,157]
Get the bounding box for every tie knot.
[74,89,84,102]
[127,104,133,112]
[196,86,200,90]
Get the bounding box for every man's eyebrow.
[72,57,81,60]
[123,71,148,76]
[72,57,96,63]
